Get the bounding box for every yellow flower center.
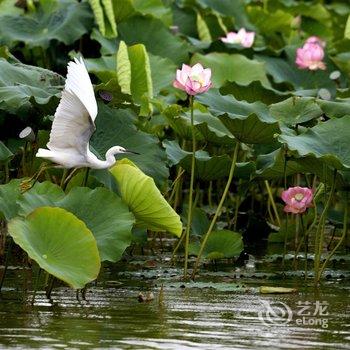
[190,74,204,86]
[294,193,304,202]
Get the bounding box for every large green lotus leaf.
[0,58,62,115]
[89,0,117,38]
[0,179,21,221]
[8,207,100,289]
[164,140,255,180]
[162,104,204,141]
[279,116,350,170]
[130,44,152,114]
[256,149,303,179]
[191,53,270,88]
[0,141,14,163]
[255,51,334,90]
[18,181,65,216]
[247,7,293,35]
[197,0,252,28]
[109,159,182,237]
[317,99,350,118]
[0,0,93,48]
[86,51,176,98]
[189,230,243,260]
[181,110,235,146]
[118,15,190,65]
[90,103,168,185]
[132,0,172,24]
[18,183,135,262]
[220,81,290,105]
[197,89,280,144]
[256,148,340,185]
[58,187,134,262]
[0,0,23,15]
[269,97,323,126]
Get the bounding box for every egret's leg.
[63,168,79,187]
[20,162,51,193]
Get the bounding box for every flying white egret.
[36,57,135,169]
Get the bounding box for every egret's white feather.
[36,57,128,169]
[65,57,97,121]
[47,89,94,154]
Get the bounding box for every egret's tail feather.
[36,148,52,158]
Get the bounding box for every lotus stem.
[60,168,68,189]
[318,192,348,280]
[183,96,196,279]
[264,180,281,227]
[191,140,240,279]
[314,169,337,284]
[82,167,90,187]
[31,267,41,304]
[172,181,200,265]
[4,163,9,184]
[0,237,13,292]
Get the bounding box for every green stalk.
[264,180,281,227]
[314,170,336,284]
[191,141,240,279]
[0,238,13,292]
[318,192,348,281]
[4,163,9,184]
[183,96,196,279]
[82,167,90,187]
[60,169,68,189]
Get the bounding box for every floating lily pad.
[109,158,182,236]
[190,230,244,260]
[8,207,100,289]
[259,286,298,294]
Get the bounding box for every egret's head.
[113,146,139,155]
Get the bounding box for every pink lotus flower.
[220,28,255,48]
[173,63,212,95]
[295,38,326,70]
[281,187,313,214]
[305,36,326,48]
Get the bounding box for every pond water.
[0,254,349,350]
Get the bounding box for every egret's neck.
[105,146,123,167]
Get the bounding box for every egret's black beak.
[124,149,140,155]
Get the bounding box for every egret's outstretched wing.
[47,58,98,155]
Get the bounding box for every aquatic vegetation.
[0,0,349,301]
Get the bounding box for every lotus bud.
[295,38,326,71]
[221,28,255,48]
